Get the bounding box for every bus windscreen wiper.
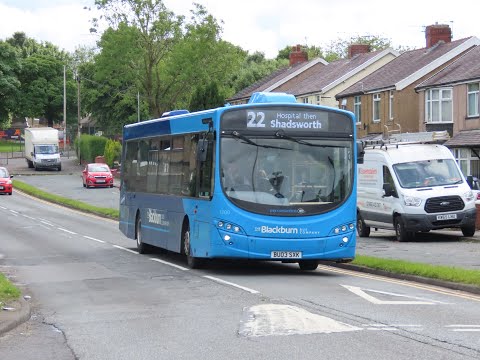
[231,131,287,150]
[274,131,337,148]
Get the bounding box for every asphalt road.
[11,170,480,271]
[1,193,479,360]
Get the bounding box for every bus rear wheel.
[298,260,318,271]
[136,215,149,254]
[182,223,203,269]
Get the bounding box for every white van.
[357,137,477,241]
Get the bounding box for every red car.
[0,167,13,195]
[82,163,114,188]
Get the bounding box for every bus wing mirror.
[357,141,364,164]
[197,139,208,162]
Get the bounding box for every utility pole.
[63,65,67,157]
[77,74,81,165]
[137,91,140,122]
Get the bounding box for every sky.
[0,0,479,58]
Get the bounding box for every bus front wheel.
[136,215,149,254]
[182,223,203,269]
[298,260,318,271]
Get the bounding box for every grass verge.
[13,179,119,220]
[352,255,480,287]
[0,140,23,153]
[0,273,21,305]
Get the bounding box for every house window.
[316,95,321,105]
[373,93,381,122]
[302,97,308,104]
[467,83,479,117]
[425,88,452,123]
[452,148,480,177]
[354,96,361,125]
[389,90,394,120]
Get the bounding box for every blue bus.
[119,92,362,270]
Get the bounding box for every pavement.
[1,153,480,337]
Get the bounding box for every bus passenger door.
[191,135,214,257]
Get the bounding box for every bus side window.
[197,135,214,198]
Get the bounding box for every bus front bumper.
[210,230,356,261]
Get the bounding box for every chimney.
[348,44,371,58]
[425,23,452,48]
[289,44,308,66]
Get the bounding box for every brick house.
[415,46,480,177]
[227,44,398,108]
[335,24,480,139]
[227,45,328,105]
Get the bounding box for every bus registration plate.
[271,251,302,259]
[436,214,457,221]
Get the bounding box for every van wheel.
[298,260,318,271]
[357,212,370,237]
[182,222,203,269]
[394,216,413,242]
[136,215,149,254]
[461,225,476,237]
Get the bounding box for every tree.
[228,52,288,95]
[322,35,393,61]
[6,32,77,127]
[189,82,225,111]
[276,45,324,62]
[88,0,245,132]
[0,41,21,128]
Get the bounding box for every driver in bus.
[223,163,250,190]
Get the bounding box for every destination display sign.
[221,107,353,134]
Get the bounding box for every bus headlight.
[216,220,244,234]
[332,223,355,235]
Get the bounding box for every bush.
[104,139,122,167]
[74,134,108,163]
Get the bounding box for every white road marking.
[364,324,423,331]
[9,210,18,216]
[57,228,77,235]
[22,215,35,220]
[319,265,480,302]
[0,206,6,209]
[446,325,480,332]
[150,258,189,271]
[203,275,259,294]
[83,235,105,243]
[239,304,361,337]
[112,245,138,254]
[342,285,447,305]
[41,220,54,226]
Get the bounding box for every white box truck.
[357,132,476,241]
[24,127,62,171]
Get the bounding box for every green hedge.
[104,139,122,167]
[74,134,108,163]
